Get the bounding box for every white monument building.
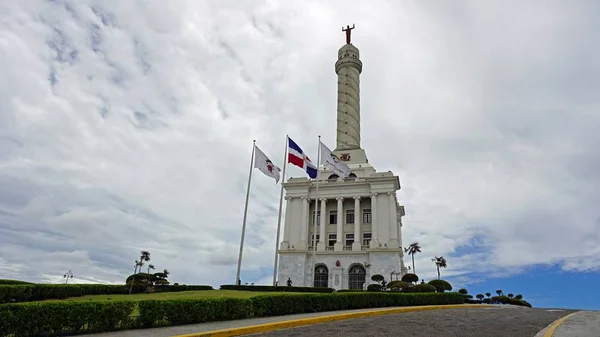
[277,26,408,290]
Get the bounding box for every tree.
[401,273,419,284]
[431,256,447,280]
[507,293,514,298]
[476,294,484,300]
[129,250,151,294]
[404,242,422,273]
[427,279,452,292]
[485,292,491,298]
[458,288,468,295]
[496,289,503,296]
[147,264,155,274]
[371,274,384,284]
[515,294,523,300]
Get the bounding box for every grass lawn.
[45,290,309,302]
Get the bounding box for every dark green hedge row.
[0,292,464,336]
[0,284,213,303]
[219,284,334,293]
[0,280,33,285]
[0,301,137,337]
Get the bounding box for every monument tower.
[277,25,407,290]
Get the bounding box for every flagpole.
[272,135,289,286]
[236,140,256,286]
[311,135,321,285]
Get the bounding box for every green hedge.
[0,301,137,336]
[0,280,33,285]
[219,285,334,293]
[0,292,464,336]
[0,284,213,303]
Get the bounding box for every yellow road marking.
[544,311,580,337]
[174,304,492,337]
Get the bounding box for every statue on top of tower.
[342,24,355,44]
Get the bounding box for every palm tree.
[431,256,447,280]
[129,250,151,294]
[147,264,155,274]
[404,242,422,274]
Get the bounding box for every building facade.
[277,32,408,290]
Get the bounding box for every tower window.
[329,210,337,224]
[328,233,337,247]
[363,209,372,223]
[345,209,354,224]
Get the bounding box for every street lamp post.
[63,270,74,284]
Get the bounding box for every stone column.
[297,196,309,250]
[388,192,399,248]
[352,197,362,251]
[334,197,344,251]
[370,193,380,248]
[281,196,292,250]
[317,198,327,251]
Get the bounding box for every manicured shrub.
[366,284,382,291]
[138,298,252,328]
[0,284,213,303]
[403,283,436,293]
[490,295,532,308]
[0,279,33,285]
[387,281,410,291]
[476,294,485,300]
[371,274,385,283]
[458,288,468,295]
[401,273,419,284]
[515,294,523,300]
[219,285,334,293]
[336,289,365,293]
[0,292,465,336]
[0,301,136,336]
[427,279,452,292]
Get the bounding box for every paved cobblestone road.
[248,307,577,337]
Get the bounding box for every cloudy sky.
[1,0,599,308]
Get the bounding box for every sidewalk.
[81,304,482,337]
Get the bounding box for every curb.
[173,304,492,337]
[543,311,580,337]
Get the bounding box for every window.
[345,209,354,224]
[345,233,354,246]
[362,232,372,246]
[348,265,366,290]
[312,211,321,225]
[329,210,337,224]
[310,234,320,246]
[362,208,372,223]
[328,234,337,247]
[328,174,339,180]
[314,265,329,288]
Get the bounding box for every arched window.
[314,265,329,288]
[348,264,366,290]
[328,174,339,180]
[348,173,357,178]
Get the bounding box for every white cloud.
[0,0,599,288]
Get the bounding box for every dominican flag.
[287,137,318,179]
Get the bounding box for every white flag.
[319,141,351,178]
[254,145,281,183]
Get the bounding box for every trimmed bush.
[0,301,136,336]
[427,280,452,292]
[366,284,382,292]
[401,273,419,284]
[403,283,436,293]
[219,285,334,293]
[515,294,523,300]
[490,295,532,308]
[458,288,468,295]
[0,292,465,336]
[0,284,213,303]
[387,281,410,291]
[336,289,365,293]
[0,280,33,285]
[138,298,251,328]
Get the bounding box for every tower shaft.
[335,44,363,151]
